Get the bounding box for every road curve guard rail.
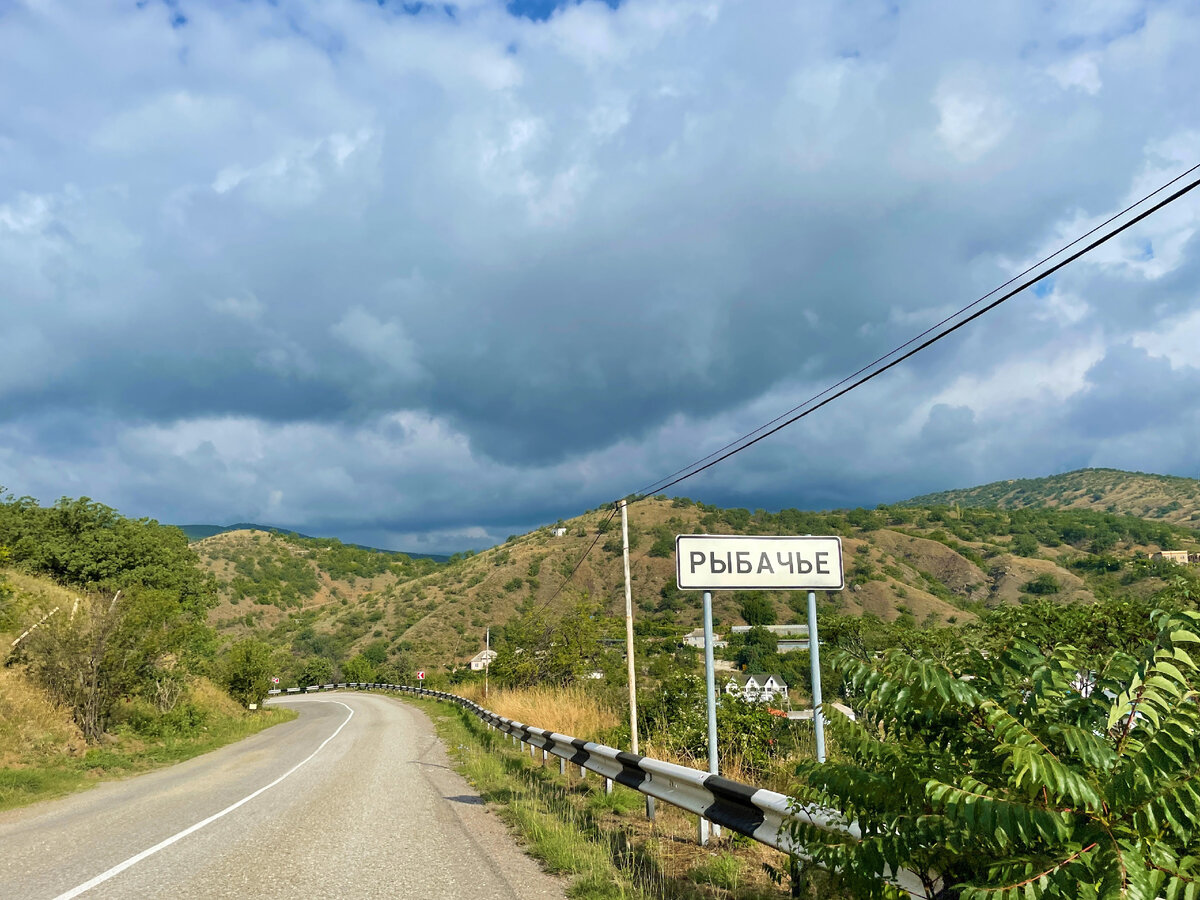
[392,684,930,897]
[265,682,930,896]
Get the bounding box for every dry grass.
[0,667,87,767]
[187,675,246,718]
[457,683,620,741]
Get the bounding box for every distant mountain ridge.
[176,523,448,561]
[907,468,1200,528]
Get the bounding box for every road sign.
[417,670,426,680]
[271,676,280,684]
[675,534,844,591]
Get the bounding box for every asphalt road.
[0,693,566,899]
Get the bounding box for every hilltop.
[177,523,447,561]
[199,493,1200,678]
[909,468,1200,527]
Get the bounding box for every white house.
[723,673,789,705]
[683,628,727,649]
[469,649,497,671]
[551,526,568,537]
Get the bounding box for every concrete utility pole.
[484,626,490,701]
[618,499,655,820]
[619,500,640,754]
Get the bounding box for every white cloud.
[1047,55,1103,95]
[1132,308,1200,370]
[1,0,1199,547]
[933,77,1013,162]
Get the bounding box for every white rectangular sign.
[675,534,844,591]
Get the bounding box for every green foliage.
[1023,573,1061,595]
[341,654,376,683]
[638,675,797,776]
[222,638,274,706]
[729,625,778,672]
[489,602,606,688]
[15,590,198,742]
[647,526,675,558]
[0,545,13,630]
[2,496,221,732]
[0,495,215,619]
[788,607,1200,899]
[736,591,777,626]
[298,656,334,686]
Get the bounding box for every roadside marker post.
[675,534,845,844]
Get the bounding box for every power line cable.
[539,165,1200,614]
[627,167,1200,502]
[533,505,620,617]
[632,162,1200,499]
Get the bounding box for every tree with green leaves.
[789,608,1200,899]
[223,638,274,707]
[341,654,376,684]
[489,601,605,688]
[298,656,334,686]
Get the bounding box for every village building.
[469,649,497,671]
[723,673,790,705]
[683,628,727,650]
[1152,549,1192,565]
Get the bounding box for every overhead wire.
[531,505,620,617]
[626,165,1200,503]
[537,163,1200,611]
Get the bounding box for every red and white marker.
[417,670,426,681]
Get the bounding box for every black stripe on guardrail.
[701,775,767,835]
[567,737,591,767]
[614,751,649,791]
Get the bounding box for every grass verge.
[406,695,815,900]
[0,675,296,812]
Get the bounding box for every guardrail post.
[559,757,566,776]
[605,777,613,795]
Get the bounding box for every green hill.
[908,468,1200,527]
[201,495,1200,680]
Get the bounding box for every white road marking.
[51,699,355,900]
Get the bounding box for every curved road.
[0,693,566,899]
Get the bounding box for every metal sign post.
[700,588,720,845]
[807,590,826,762]
[675,533,845,842]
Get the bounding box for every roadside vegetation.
[0,491,296,809]
[410,693,815,899]
[0,667,294,811]
[5,470,1200,895]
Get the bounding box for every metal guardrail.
[267,682,931,896]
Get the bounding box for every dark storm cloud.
[1,0,1199,551]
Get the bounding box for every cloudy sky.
[1,0,1199,553]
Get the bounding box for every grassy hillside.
[200,495,1200,678]
[909,468,1200,527]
